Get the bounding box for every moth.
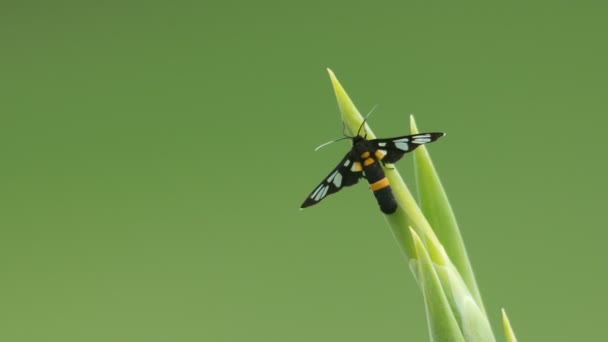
[300,123,444,214]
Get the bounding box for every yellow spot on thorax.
[374,150,386,160]
[360,151,370,159]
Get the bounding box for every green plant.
[326,69,518,342]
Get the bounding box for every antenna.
[314,105,379,151]
[356,104,378,137]
[314,136,350,151]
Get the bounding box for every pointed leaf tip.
[326,69,367,138]
[327,68,336,79]
[411,116,486,314]
[410,115,419,133]
[502,308,518,342]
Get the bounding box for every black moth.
[301,124,445,214]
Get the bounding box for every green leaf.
[411,115,486,314]
[433,263,495,342]
[327,68,439,260]
[416,225,496,342]
[411,228,465,342]
[326,69,500,342]
[502,308,518,342]
[326,69,373,139]
[327,68,414,259]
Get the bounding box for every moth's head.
[355,120,369,140]
[351,135,365,145]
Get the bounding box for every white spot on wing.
[412,138,431,144]
[327,171,338,182]
[412,134,431,144]
[332,172,342,187]
[313,185,327,201]
[378,142,387,147]
[343,159,350,167]
[311,184,323,199]
[395,141,409,151]
[318,185,329,200]
[394,138,409,142]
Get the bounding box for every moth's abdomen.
[372,185,397,214]
[369,176,397,214]
[362,153,398,214]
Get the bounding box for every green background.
[2,1,607,341]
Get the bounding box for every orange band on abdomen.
[370,177,390,192]
[363,158,375,166]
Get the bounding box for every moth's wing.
[300,152,363,209]
[372,132,445,164]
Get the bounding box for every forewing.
[373,132,445,163]
[300,152,362,208]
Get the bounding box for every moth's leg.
[382,162,396,170]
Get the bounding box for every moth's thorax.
[351,137,374,158]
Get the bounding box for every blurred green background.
[2,1,607,341]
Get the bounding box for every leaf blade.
[502,308,519,342]
[411,228,466,342]
[411,115,486,314]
